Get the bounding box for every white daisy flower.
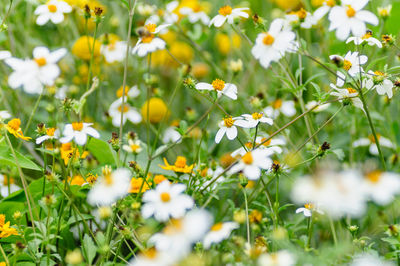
[132,23,170,57]
[291,170,367,219]
[149,209,212,259]
[0,50,11,60]
[305,101,331,112]
[258,250,296,266]
[362,171,400,206]
[313,0,337,20]
[295,203,324,217]
[108,98,142,127]
[162,126,181,144]
[179,5,210,25]
[285,10,318,29]
[87,167,131,206]
[234,112,273,129]
[346,31,382,48]
[215,116,240,144]
[195,79,238,100]
[329,83,364,110]
[353,134,394,155]
[34,0,72,26]
[209,5,249,28]
[0,175,21,198]
[59,122,100,146]
[228,149,274,180]
[203,222,239,249]
[116,85,140,99]
[231,136,285,158]
[328,0,379,40]
[122,139,142,154]
[101,40,128,63]
[36,127,60,144]
[364,70,394,99]
[129,248,175,266]
[252,18,297,69]
[330,51,368,85]
[141,181,194,222]
[263,99,296,119]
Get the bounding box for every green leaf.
[0,143,41,171]
[83,234,97,264]
[87,138,117,165]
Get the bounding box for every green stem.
[242,188,251,246]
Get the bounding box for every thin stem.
[0,244,9,265]
[242,188,251,246]
[329,216,338,246]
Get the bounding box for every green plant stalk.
[242,188,251,246]
[306,216,314,249]
[0,244,9,265]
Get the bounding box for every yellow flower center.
[104,173,113,186]
[260,137,272,146]
[326,0,336,7]
[366,170,382,183]
[212,79,225,91]
[343,60,352,71]
[242,152,253,165]
[118,105,129,113]
[346,5,356,17]
[7,119,21,131]
[72,122,84,131]
[145,23,157,33]
[374,70,384,76]
[164,219,183,234]
[245,142,253,149]
[48,4,57,12]
[2,176,14,186]
[142,35,154,43]
[223,116,234,128]
[362,31,372,39]
[130,144,140,152]
[368,133,381,143]
[142,248,157,259]
[46,127,56,136]
[263,33,275,45]
[304,203,314,209]
[218,5,232,16]
[35,57,47,67]
[160,192,171,202]
[174,156,187,168]
[273,99,282,109]
[116,86,130,98]
[251,112,263,120]
[346,87,357,94]
[211,222,223,231]
[296,8,307,19]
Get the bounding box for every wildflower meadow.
[1,0,400,265]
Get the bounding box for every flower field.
[0,0,400,265]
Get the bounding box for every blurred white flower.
[203,222,239,249]
[231,136,285,157]
[122,139,142,154]
[87,167,131,206]
[229,149,274,180]
[252,19,297,69]
[141,181,194,222]
[162,126,181,144]
[0,175,20,198]
[313,0,337,20]
[196,79,238,100]
[258,250,296,266]
[60,122,100,145]
[263,100,296,119]
[180,5,210,25]
[328,0,378,40]
[353,135,394,155]
[291,169,367,219]
[364,70,394,99]
[129,248,175,266]
[101,41,128,63]
[305,101,331,112]
[36,127,60,144]
[234,112,273,129]
[351,253,395,266]
[362,171,400,206]
[0,50,11,60]
[346,32,382,48]
[132,23,170,57]
[295,203,324,217]
[209,5,249,28]
[34,0,72,25]
[0,111,11,121]
[108,98,142,127]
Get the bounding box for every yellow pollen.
[72,122,84,131]
[304,203,314,209]
[174,156,187,168]
[296,8,307,19]
[242,152,253,165]
[261,137,271,146]
[130,144,140,152]
[144,23,157,33]
[251,112,263,120]
[368,134,381,143]
[362,32,372,39]
[326,0,336,7]
[273,99,282,109]
[343,60,352,71]
[366,170,382,183]
[211,222,223,231]
[35,57,47,67]
[374,70,384,76]
[46,128,56,136]
[346,5,356,17]
[7,119,21,131]
[212,79,225,91]
[141,35,154,43]
[160,192,171,202]
[263,33,275,45]
[164,219,183,234]
[223,116,234,127]
[2,176,14,186]
[245,142,253,149]
[118,105,129,113]
[48,4,57,12]
[142,248,157,259]
[346,87,357,94]
[104,173,113,186]
[218,5,232,16]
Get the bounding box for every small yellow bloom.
[160,156,194,173]
[130,178,151,193]
[141,98,170,124]
[0,214,18,238]
[6,119,31,141]
[72,36,101,60]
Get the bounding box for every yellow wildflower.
[160,156,194,173]
[6,119,31,141]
